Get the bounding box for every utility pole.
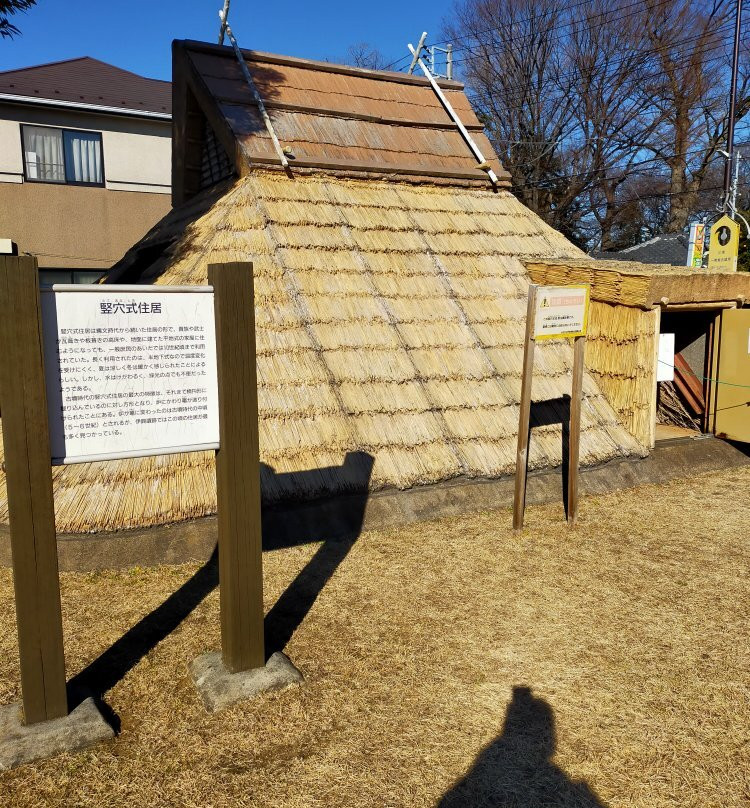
[723,0,743,211]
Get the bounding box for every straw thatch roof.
[0,43,646,534]
[526,258,750,309]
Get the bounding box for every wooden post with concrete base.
[209,261,266,672]
[190,262,302,712]
[0,256,113,771]
[0,255,67,725]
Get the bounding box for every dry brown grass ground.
[1,466,748,808]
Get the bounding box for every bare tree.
[445,1,578,237]
[346,43,388,70]
[0,0,35,37]
[564,0,662,249]
[445,0,655,246]
[635,0,750,232]
[445,0,750,247]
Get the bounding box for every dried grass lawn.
[1,466,748,807]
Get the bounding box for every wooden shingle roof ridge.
[172,38,509,203]
[179,39,467,89]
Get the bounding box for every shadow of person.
[438,686,606,808]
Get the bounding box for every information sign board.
[41,285,219,464]
[533,285,590,339]
[708,215,740,272]
[657,333,675,381]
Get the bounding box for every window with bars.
[22,125,104,186]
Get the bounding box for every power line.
[507,143,733,190]
[464,41,742,123]
[451,16,740,72]
[445,0,677,59]
[431,0,654,50]
[385,0,657,71]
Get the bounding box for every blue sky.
[0,0,457,80]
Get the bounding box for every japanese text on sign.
[533,285,590,340]
[41,288,219,464]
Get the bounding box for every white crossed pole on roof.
[218,7,290,169]
[407,41,498,187]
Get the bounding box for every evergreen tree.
[1,0,36,38]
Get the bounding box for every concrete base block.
[190,651,303,712]
[0,697,114,771]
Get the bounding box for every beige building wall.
[0,102,171,268]
[0,179,171,269]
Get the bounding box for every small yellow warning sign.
[533,285,590,339]
[708,215,740,272]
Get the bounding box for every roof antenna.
[407,32,427,74]
[218,0,230,45]
[218,8,290,170]
[407,40,498,186]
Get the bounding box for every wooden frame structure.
[0,256,265,726]
[525,260,750,448]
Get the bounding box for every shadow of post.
[262,451,374,656]
[438,686,606,807]
[67,451,374,718]
[530,396,571,517]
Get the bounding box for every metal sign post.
[513,283,590,532]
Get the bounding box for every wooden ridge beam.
[242,152,511,183]
[179,39,466,90]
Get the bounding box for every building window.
[39,269,105,287]
[22,125,104,186]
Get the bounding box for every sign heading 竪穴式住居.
[533,285,590,340]
[41,285,219,464]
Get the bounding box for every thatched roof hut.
[0,41,645,535]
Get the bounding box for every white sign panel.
[533,285,589,339]
[41,286,219,464]
[657,333,675,382]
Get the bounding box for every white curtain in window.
[24,126,65,181]
[64,131,102,183]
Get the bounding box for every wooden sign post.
[208,262,265,672]
[513,283,590,532]
[0,256,68,724]
[512,286,538,533]
[0,258,270,762]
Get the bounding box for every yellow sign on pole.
[533,284,590,339]
[708,215,740,272]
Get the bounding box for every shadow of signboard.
[67,451,374,722]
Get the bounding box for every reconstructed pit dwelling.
[1,40,748,567]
